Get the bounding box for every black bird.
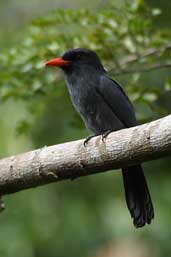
[46,48,154,228]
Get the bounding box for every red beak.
[45,57,71,67]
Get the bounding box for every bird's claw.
[84,135,94,146]
[102,130,112,142]
[84,131,112,146]
[84,134,99,146]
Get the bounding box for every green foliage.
[0,1,171,257]
[0,0,171,130]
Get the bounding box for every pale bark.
[0,115,171,196]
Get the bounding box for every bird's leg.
[102,130,113,142]
[84,134,100,146]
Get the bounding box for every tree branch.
[109,44,171,76]
[120,44,171,66]
[113,62,171,76]
[0,115,171,196]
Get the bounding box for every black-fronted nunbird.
[46,48,154,228]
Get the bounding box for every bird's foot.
[102,130,113,142]
[84,134,99,146]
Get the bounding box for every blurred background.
[0,0,171,256]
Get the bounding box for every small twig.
[121,44,171,67]
[112,62,171,76]
[109,44,171,75]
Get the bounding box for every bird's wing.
[96,75,137,128]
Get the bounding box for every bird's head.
[45,48,105,73]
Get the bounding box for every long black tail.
[122,165,154,228]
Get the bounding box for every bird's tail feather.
[122,165,154,228]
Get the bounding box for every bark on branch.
[0,115,171,196]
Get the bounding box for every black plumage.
[46,48,154,227]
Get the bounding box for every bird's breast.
[65,75,124,133]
